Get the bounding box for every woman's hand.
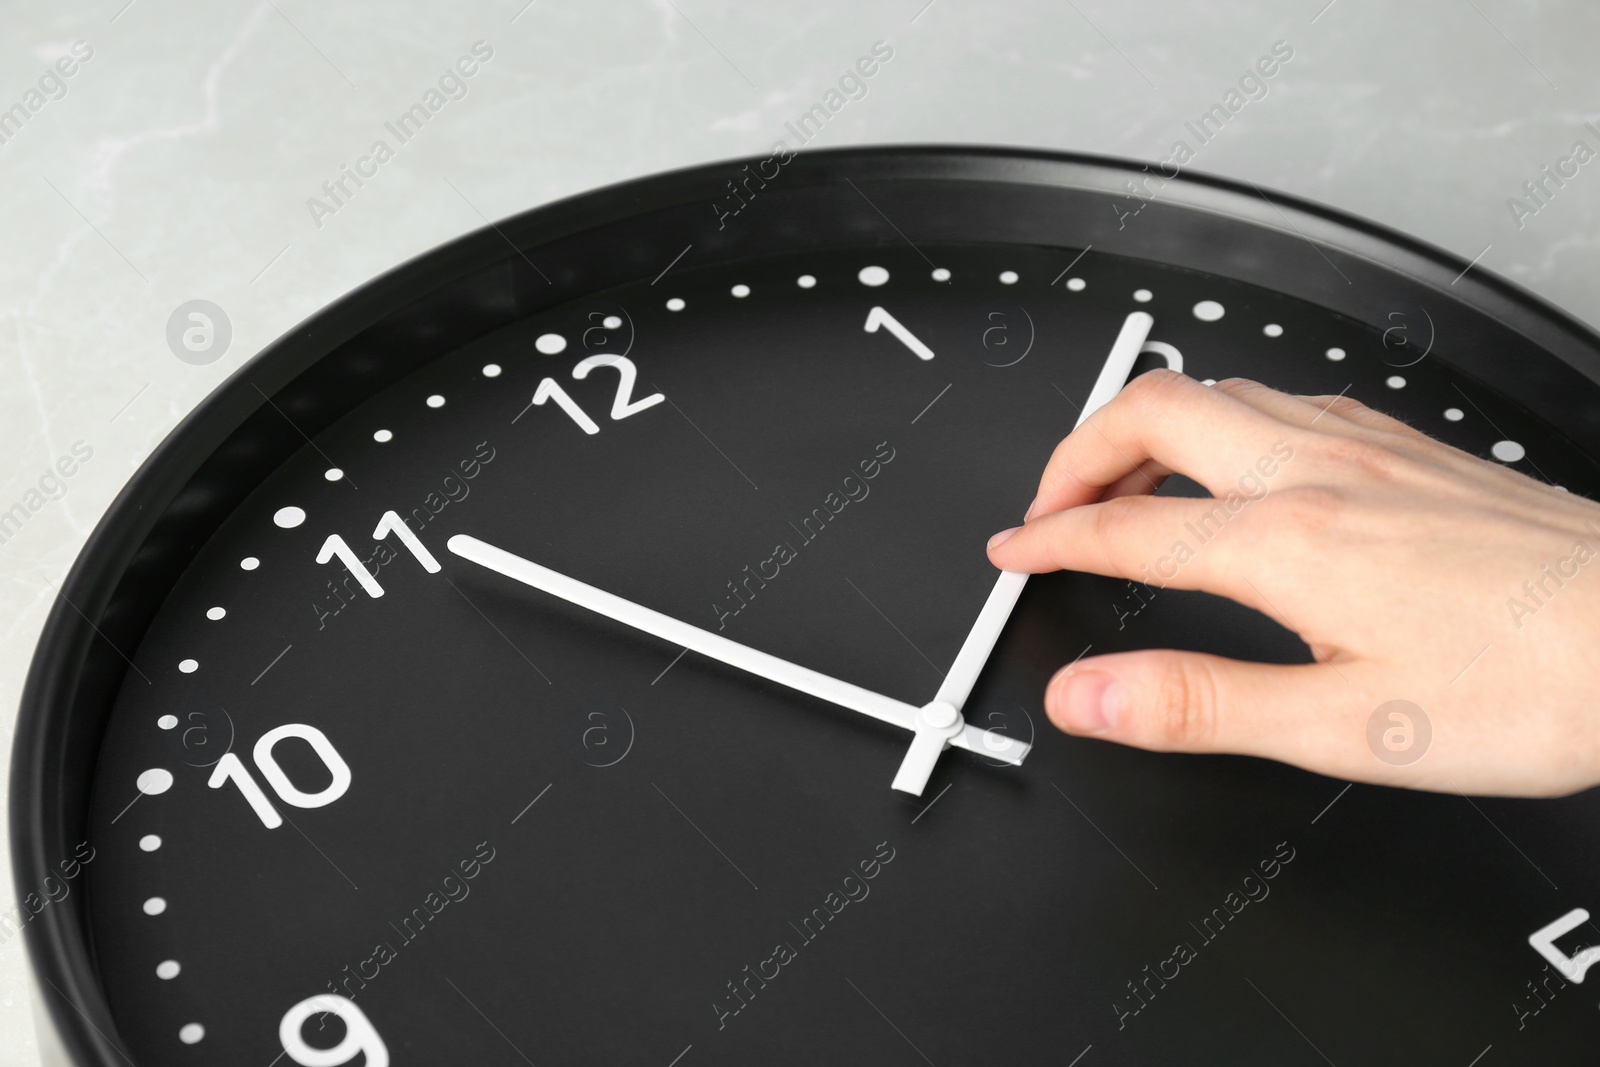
[986,370,1600,796]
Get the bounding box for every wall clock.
[14,146,1600,1066]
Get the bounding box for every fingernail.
[1053,670,1123,734]
[987,526,1020,549]
[1023,496,1039,521]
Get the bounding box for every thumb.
[1045,649,1356,770]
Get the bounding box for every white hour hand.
[891,311,1161,794]
[446,535,1028,785]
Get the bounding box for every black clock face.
[20,151,1600,1067]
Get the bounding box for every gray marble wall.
[1,0,1594,1061]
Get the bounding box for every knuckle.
[1041,437,1095,498]
[1087,496,1137,542]
[1085,497,1157,566]
[1047,455,1094,498]
[1120,368,1189,415]
[1312,394,1375,421]
[1211,376,1270,401]
[1148,654,1219,748]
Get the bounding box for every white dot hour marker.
[178,658,198,674]
[158,715,178,730]
[1325,347,1346,361]
[373,429,393,442]
[931,267,951,282]
[603,315,623,328]
[1193,300,1225,321]
[143,896,167,916]
[240,557,259,570]
[666,297,685,311]
[1492,439,1526,462]
[1263,323,1283,337]
[1444,407,1464,421]
[534,333,567,355]
[858,265,889,287]
[731,284,750,298]
[1133,289,1152,302]
[156,960,181,980]
[482,363,502,378]
[999,270,1019,285]
[137,768,174,795]
[178,1022,204,1045]
[324,468,344,481]
[206,606,225,620]
[426,394,446,408]
[1386,375,1406,389]
[797,274,817,288]
[139,834,161,852]
[1065,278,1087,292]
[272,506,305,529]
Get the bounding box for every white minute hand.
[890,311,1170,794]
[446,534,1028,775]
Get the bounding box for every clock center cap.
[919,700,961,732]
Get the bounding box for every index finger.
[1027,370,1301,520]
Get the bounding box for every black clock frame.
[14,144,1600,1066]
